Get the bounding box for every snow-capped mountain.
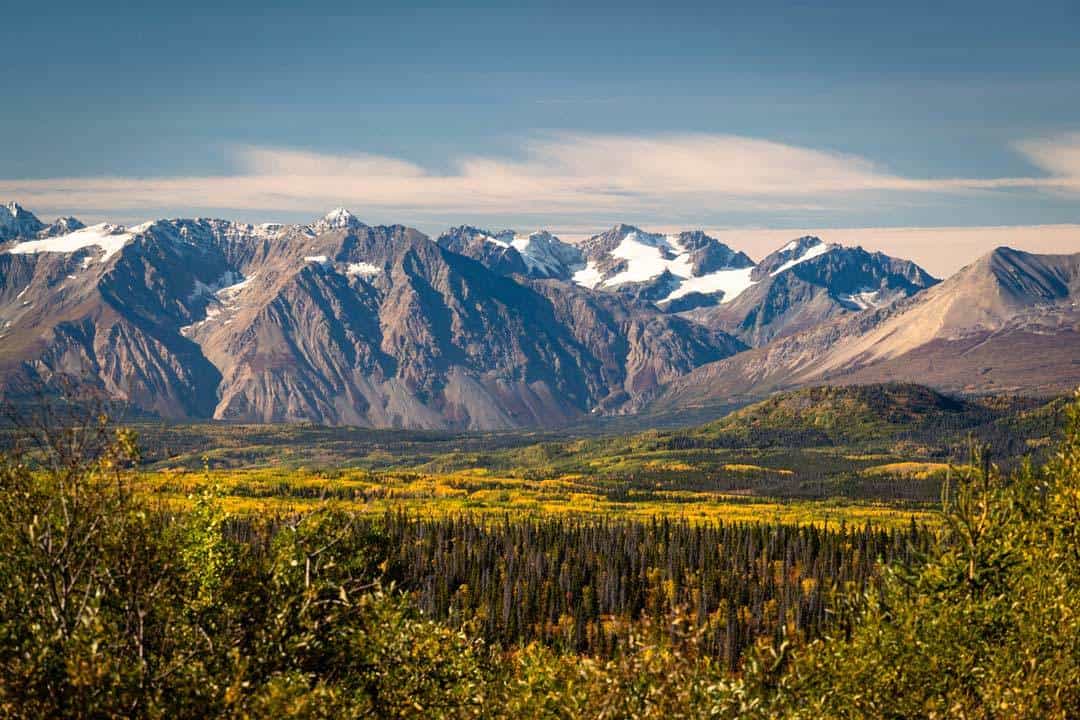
[571,224,756,307]
[556,226,936,342]
[686,235,939,346]
[312,207,365,233]
[0,202,43,241]
[503,230,585,278]
[440,223,760,307]
[435,226,585,280]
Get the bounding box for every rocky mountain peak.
[968,245,1079,306]
[0,202,755,429]
[0,200,45,241]
[443,225,493,241]
[579,223,649,258]
[788,235,823,251]
[6,200,1067,429]
[314,207,364,232]
[41,216,87,237]
[753,236,833,277]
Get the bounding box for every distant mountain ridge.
[1,201,1071,429]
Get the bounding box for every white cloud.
[1,132,1079,221]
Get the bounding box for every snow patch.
[666,234,688,255]
[216,273,256,297]
[5,223,133,263]
[183,271,255,339]
[837,289,884,310]
[572,261,603,289]
[662,267,758,305]
[180,274,254,337]
[346,262,381,277]
[482,233,510,249]
[601,231,692,287]
[304,255,330,265]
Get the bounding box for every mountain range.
[1,200,1076,429]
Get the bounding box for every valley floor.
[143,464,937,529]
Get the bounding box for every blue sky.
[2,0,1079,271]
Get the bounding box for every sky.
[2,0,1079,275]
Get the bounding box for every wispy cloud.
[1011,132,1080,190]
[2,132,1079,220]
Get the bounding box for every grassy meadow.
[140,464,937,528]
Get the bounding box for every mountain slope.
[647,246,1080,411]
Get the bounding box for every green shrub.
[737,393,1080,718]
